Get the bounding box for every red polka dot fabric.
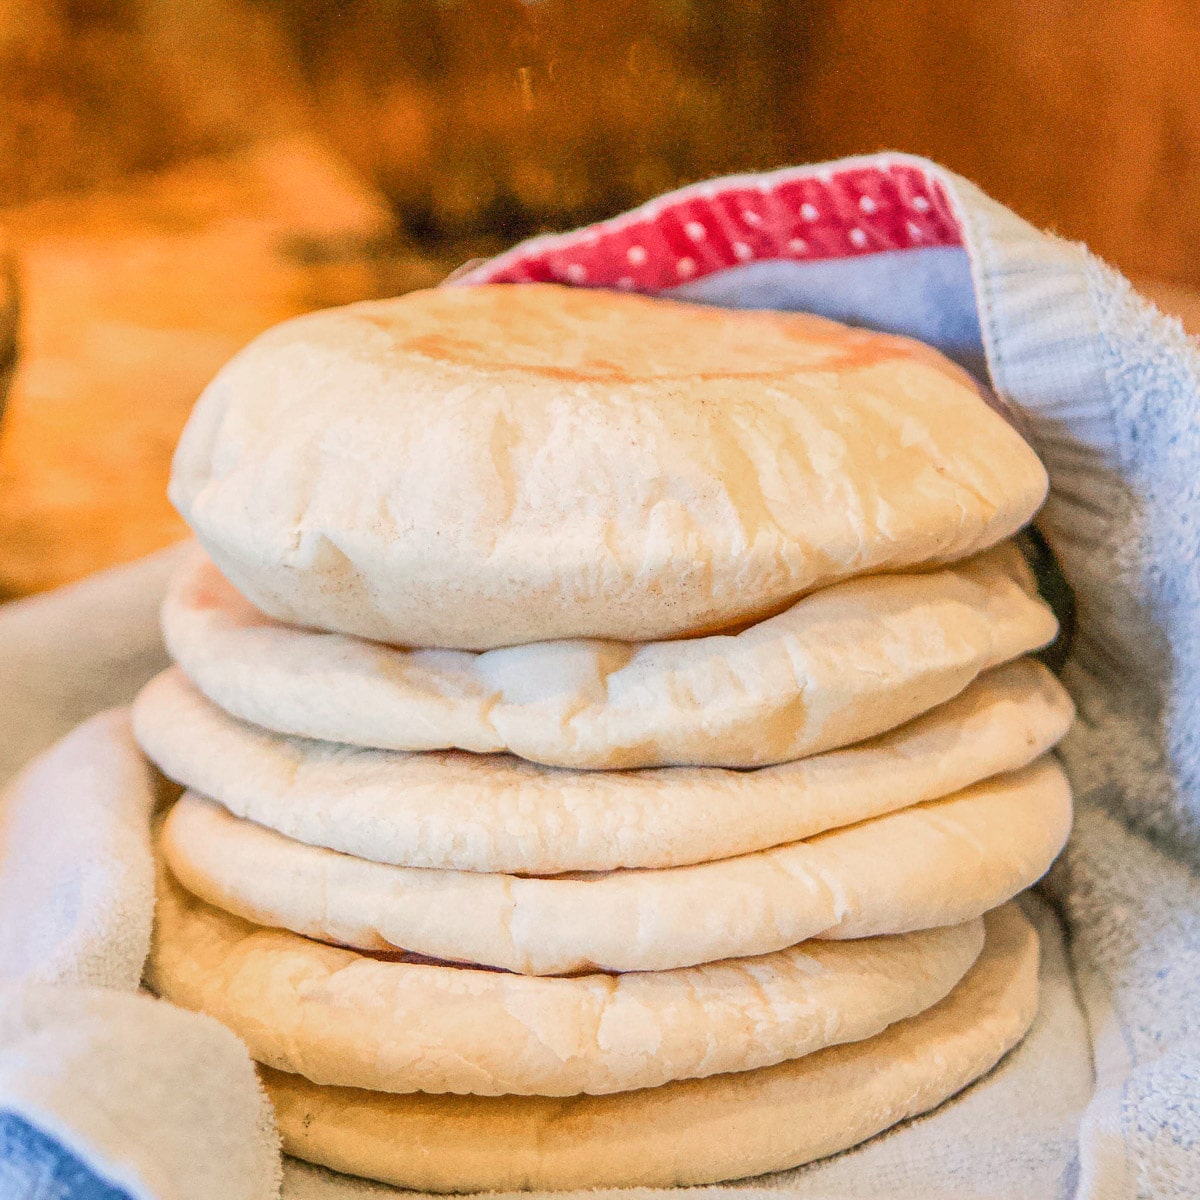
[456,161,962,292]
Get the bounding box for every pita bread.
[148,855,984,1097]
[160,759,1068,974]
[169,285,1048,650]
[160,542,1057,771]
[136,657,1071,876]
[263,904,1038,1191]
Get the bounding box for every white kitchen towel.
[0,695,279,1200]
[2,153,1199,1197]
[0,983,280,1200]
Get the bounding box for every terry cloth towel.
[1,154,1198,1199]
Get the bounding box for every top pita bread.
[169,285,1048,650]
[162,541,1057,770]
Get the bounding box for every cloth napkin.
[2,153,1198,1199]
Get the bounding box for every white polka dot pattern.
[455,162,963,292]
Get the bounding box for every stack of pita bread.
[132,284,1073,1191]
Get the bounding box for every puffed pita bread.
[136,658,1071,875]
[148,855,984,1097]
[160,542,1057,771]
[263,904,1038,1191]
[169,286,1048,651]
[161,759,1069,975]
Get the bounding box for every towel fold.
[0,710,154,991]
[0,702,279,1200]
[0,983,279,1200]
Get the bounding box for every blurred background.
[1,0,1197,598]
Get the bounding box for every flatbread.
[169,285,1048,650]
[160,543,1057,772]
[136,656,1071,874]
[262,904,1038,1191]
[148,858,984,1098]
[160,759,1069,974]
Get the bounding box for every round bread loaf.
[135,657,1072,874]
[159,542,1058,771]
[262,904,1038,1191]
[159,759,1070,974]
[148,855,984,1097]
[169,285,1048,650]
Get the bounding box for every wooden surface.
[0,139,445,599]
[789,0,1200,286]
[7,3,1200,287]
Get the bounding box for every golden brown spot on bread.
[358,284,962,385]
[399,332,640,383]
[396,327,919,382]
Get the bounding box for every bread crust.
[169,285,1048,650]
